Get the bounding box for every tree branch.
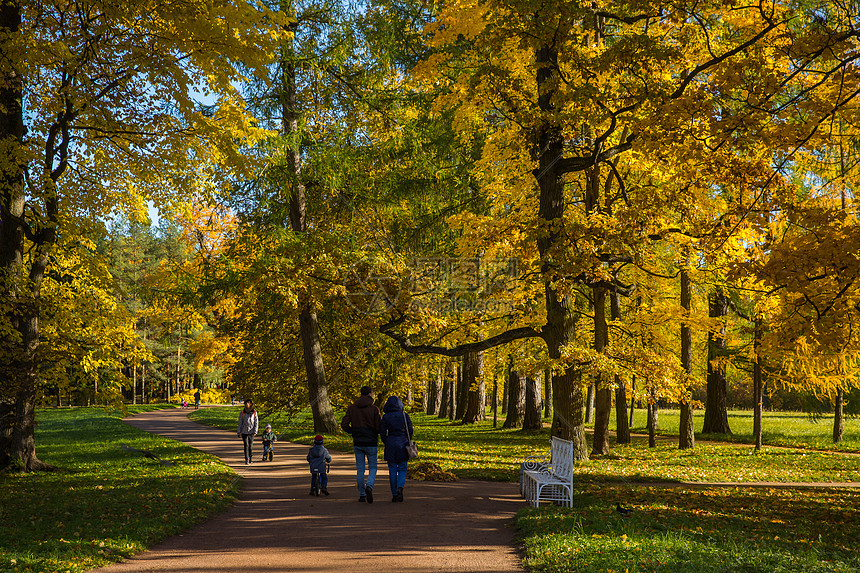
[379,315,544,357]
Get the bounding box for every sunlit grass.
[0,406,239,573]
[625,408,860,452]
[517,484,860,572]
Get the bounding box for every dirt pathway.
[98,407,526,573]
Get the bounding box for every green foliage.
[0,407,238,572]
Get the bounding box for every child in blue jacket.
[307,435,332,496]
[261,424,277,461]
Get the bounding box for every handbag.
[402,410,418,459]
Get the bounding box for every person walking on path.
[194,389,201,410]
[307,434,332,496]
[380,395,413,503]
[237,399,258,465]
[341,385,381,503]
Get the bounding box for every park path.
[98,407,526,573]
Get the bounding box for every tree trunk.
[0,399,12,468]
[477,363,486,421]
[585,381,596,424]
[679,266,695,449]
[647,400,657,448]
[462,351,485,424]
[833,388,844,444]
[543,368,552,419]
[523,375,543,430]
[449,363,456,420]
[0,1,52,471]
[455,359,469,420]
[610,289,630,443]
[502,362,525,429]
[629,374,635,428]
[702,290,731,435]
[530,41,588,460]
[426,363,441,415]
[421,364,428,412]
[501,365,508,413]
[438,371,450,419]
[753,316,763,451]
[592,286,612,455]
[281,15,337,433]
[492,372,499,427]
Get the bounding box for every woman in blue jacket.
[380,395,413,502]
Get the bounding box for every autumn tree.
[384,0,860,462]
[0,0,278,470]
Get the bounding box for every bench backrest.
[549,436,574,481]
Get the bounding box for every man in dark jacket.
[341,385,382,503]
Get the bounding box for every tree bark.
[421,364,428,412]
[543,368,552,419]
[611,291,630,443]
[647,387,659,448]
[449,363,456,420]
[753,316,763,451]
[501,365,508,413]
[679,266,695,449]
[523,374,543,431]
[502,361,525,429]
[592,286,612,455]
[833,388,844,444]
[702,290,731,435]
[533,40,588,460]
[438,370,451,419]
[462,351,485,424]
[492,371,499,427]
[426,363,441,415]
[0,1,52,472]
[629,374,636,428]
[585,382,596,424]
[455,358,469,420]
[281,12,337,433]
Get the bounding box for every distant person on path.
[307,434,332,496]
[380,395,413,503]
[194,389,201,409]
[261,423,277,461]
[181,398,188,409]
[341,385,381,503]
[237,399,259,465]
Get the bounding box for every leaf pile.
[407,462,459,481]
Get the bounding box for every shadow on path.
[98,407,526,572]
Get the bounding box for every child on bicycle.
[307,434,332,496]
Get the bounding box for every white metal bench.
[519,436,574,508]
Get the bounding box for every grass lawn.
[517,484,860,572]
[625,408,860,452]
[0,406,239,573]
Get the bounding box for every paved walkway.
[99,408,526,573]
